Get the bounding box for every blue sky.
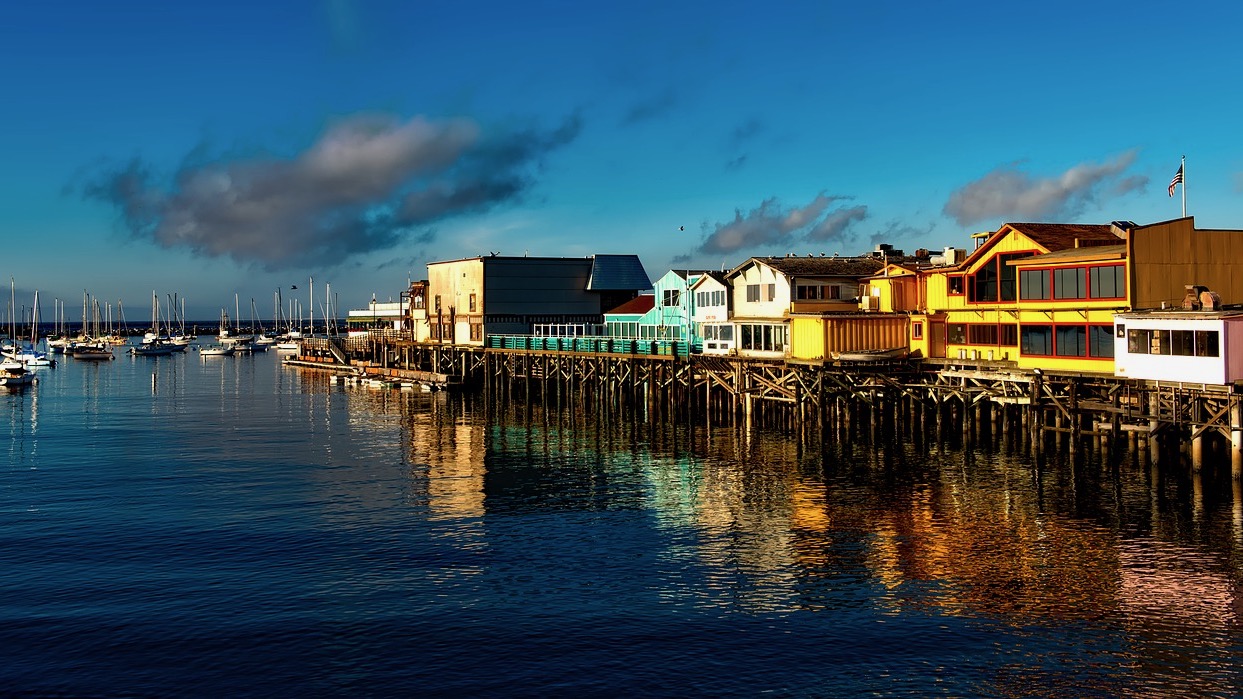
[2,0,1240,321]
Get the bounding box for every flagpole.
[1181,155,1186,218]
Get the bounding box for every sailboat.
[3,285,53,369]
[133,292,176,356]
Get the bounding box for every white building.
[690,271,733,354]
[1113,310,1243,385]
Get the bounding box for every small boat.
[0,360,35,388]
[200,345,235,357]
[70,343,114,360]
[275,341,299,352]
[131,340,177,356]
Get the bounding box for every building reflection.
[337,389,1243,693]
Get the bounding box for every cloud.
[943,151,1145,226]
[80,113,581,270]
[807,205,868,241]
[692,193,865,256]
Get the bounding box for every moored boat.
[0,359,35,388]
[199,345,234,357]
[70,343,114,360]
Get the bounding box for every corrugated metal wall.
[791,315,909,360]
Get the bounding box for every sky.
[2,0,1241,323]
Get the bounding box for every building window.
[746,284,760,302]
[469,323,483,341]
[469,293,477,313]
[1000,324,1018,346]
[1089,265,1125,299]
[968,324,998,345]
[947,323,966,344]
[434,295,442,312]
[1196,331,1220,357]
[1053,268,1087,300]
[828,285,842,300]
[912,322,924,340]
[1127,329,1149,354]
[662,289,681,307]
[1021,325,1054,355]
[948,276,964,295]
[970,261,997,302]
[1089,325,1114,358]
[765,284,776,302]
[738,323,786,352]
[967,252,1032,303]
[1020,269,1050,300]
[1055,325,1087,357]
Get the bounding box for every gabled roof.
[587,254,651,291]
[1006,222,1119,250]
[689,270,729,289]
[727,255,885,279]
[604,294,655,315]
[955,222,1121,272]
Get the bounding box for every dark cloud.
[79,114,580,270]
[692,193,865,256]
[807,205,868,241]
[943,151,1143,226]
[724,155,748,171]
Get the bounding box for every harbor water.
[2,348,1241,697]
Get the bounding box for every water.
[2,349,1242,697]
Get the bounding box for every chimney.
[1183,284,1209,310]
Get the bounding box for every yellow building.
[789,312,909,362]
[925,221,1127,372]
[863,217,1243,374]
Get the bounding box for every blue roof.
[587,254,650,291]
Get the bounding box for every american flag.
[1168,164,1183,197]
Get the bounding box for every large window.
[968,324,998,345]
[1055,325,1087,357]
[1053,268,1087,299]
[1089,265,1125,299]
[1024,323,1113,358]
[1128,328,1219,357]
[1089,326,1114,358]
[969,252,1033,302]
[738,323,786,352]
[1021,325,1054,355]
[1020,269,1050,300]
[746,284,759,302]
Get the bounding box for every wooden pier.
[289,335,1243,477]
